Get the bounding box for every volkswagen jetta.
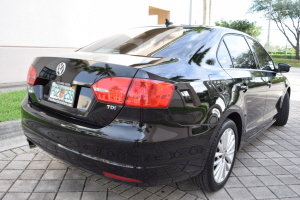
[21,25,291,191]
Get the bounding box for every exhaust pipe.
[27,139,37,149]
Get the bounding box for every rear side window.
[224,35,257,69]
[247,37,275,71]
[217,41,233,68]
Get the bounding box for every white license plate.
[48,82,76,107]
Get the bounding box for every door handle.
[240,84,248,92]
[267,82,272,88]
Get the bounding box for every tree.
[215,19,262,39]
[249,0,300,59]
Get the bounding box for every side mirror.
[277,63,291,73]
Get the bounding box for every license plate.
[48,82,76,107]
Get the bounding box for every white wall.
[0,0,208,48]
[0,47,76,83]
[0,0,148,48]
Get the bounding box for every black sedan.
[21,25,291,191]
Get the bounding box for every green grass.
[270,54,295,59]
[272,57,300,67]
[0,89,26,122]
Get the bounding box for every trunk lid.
[29,52,168,127]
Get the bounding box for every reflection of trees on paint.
[39,67,57,80]
[206,59,215,65]
[169,75,198,82]
[188,45,211,66]
[94,64,116,77]
[136,127,144,133]
[71,59,88,69]
[71,59,116,77]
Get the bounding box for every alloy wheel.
[213,128,235,183]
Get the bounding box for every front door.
[246,37,286,125]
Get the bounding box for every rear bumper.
[21,96,213,186]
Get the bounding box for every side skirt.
[238,119,276,150]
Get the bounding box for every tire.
[192,119,238,191]
[274,92,290,126]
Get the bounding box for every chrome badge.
[56,62,66,76]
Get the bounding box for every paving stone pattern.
[1,100,300,200]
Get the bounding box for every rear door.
[218,34,267,140]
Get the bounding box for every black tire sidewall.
[206,119,238,191]
[274,92,289,126]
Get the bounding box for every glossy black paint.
[21,26,290,186]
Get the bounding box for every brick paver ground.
[1,100,300,200]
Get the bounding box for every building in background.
[0,0,213,48]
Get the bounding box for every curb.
[0,120,23,139]
[0,83,27,151]
[0,81,27,93]
[0,120,27,152]
[0,81,26,88]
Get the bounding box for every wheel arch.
[226,112,243,150]
[287,87,291,98]
[279,87,291,109]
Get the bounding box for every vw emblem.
[56,62,66,76]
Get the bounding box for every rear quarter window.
[217,40,233,68]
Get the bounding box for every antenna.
[165,19,173,27]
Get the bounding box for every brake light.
[91,77,132,105]
[125,78,174,108]
[27,65,37,85]
[92,77,174,108]
[103,172,142,183]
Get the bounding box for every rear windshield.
[79,27,210,58]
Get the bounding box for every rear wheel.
[274,92,290,126]
[192,119,237,191]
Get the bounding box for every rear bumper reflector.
[103,172,142,183]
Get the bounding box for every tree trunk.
[296,34,300,60]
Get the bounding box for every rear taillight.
[125,78,174,108]
[27,65,37,85]
[91,77,132,105]
[91,77,174,108]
